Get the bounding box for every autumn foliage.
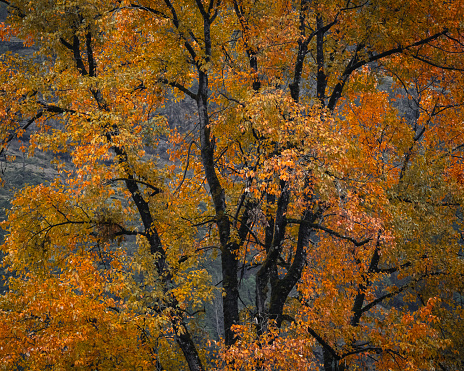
[0,0,464,370]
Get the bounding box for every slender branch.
[374,261,411,274]
[1,100,77,156]
[286,218,372,246]
[340,0,369,11]
[163,0,199,65]
[316,15,327,105]
[158,78,198,100]
[327,41,365,110]
[174,140,195,194]
[232,0,260,91]
[0,111,42,156]
[327,29,449,110]
[218,92,246,107]
[410,54,464,71]
[112,227,143,237]
[194,0,208,19]
[125,4,168,18]
[358,29,449,69]
[37,101,77,115]
[207,0,216,14]
[341,346,383,358]
[210,0,221,23]
[228,210,266,247]
[360,271,444,314]
[180,216,216,227]
[307,327,339,360]
[289,0,315,102]
[34,220,90,236]
[106,178,162,195]
[392,195,459,207]
[59,37,73,50]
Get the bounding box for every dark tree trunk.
[196,68,239,345]
[269,206,316,327]
[56,18,206,371]
[255,181,290,333]
[221,242,240,345]
[173,314,206,371]
[323,347,343,371]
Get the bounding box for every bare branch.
[360,271,444,314]
[0,111,42,156]
[286,218,372,247]
[307,327,339,360]
[328,29,449,110]
[158,78,198,100]
[106,178,162,195]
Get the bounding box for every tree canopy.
[0,0,464,370]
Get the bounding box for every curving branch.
[307,327,339,360]
[106,178,162,196]
[0,111,42,156]
[158,78,198,100]
[327,29,449,110]
[360,271,444,315]
[286,218,372,247]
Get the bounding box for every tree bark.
[196,68,239,345]
[172,312,205,371]
[323,347,343,371]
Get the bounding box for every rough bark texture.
[323,348,342,371]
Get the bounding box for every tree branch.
[0,111,42,156]
[158,78,198,100]
[360,271,444,314]
[409,53,464,71]
[106,178,162,195]
[327,29,449,110]
[125,3,168,18]
[307,327,339,360]
[85,31,96,77]
[286,218,372,246]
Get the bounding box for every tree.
[0,0,463,370]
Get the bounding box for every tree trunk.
[323,347,343,371]
[221,242,240,345]
[196,69,239,346]
[173,315,205,371]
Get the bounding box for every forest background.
[0,1,463,370]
